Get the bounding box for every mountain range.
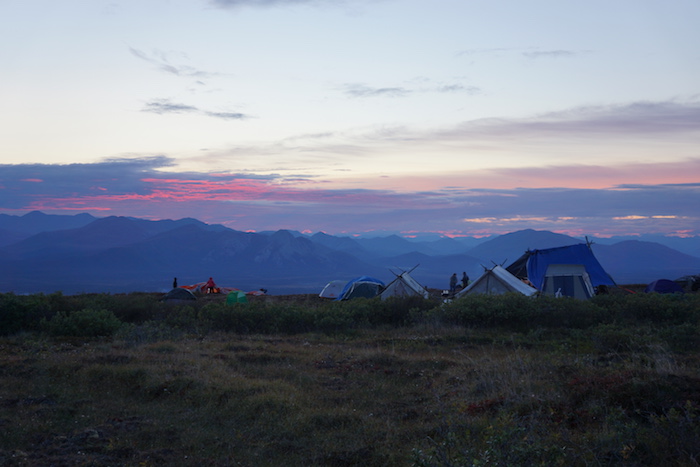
[1,211,699,295]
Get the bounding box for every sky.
[1,0,699,238]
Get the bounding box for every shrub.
[40,308,124,337]
[431,293,606,331]
[0,293,31,335]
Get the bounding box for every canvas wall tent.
[336,276,385,301]
[455,265,538,298]
[380,271,430,300]
[319,280,346,299]
[541,264,595,299]
[645,279,684,294]
[506,243,615,293]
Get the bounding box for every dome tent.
[226,290,248,304]
[319,280,346,299]
[644,279,684,294]
[336,276,385,301]
[161,287,197,302]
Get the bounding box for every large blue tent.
[506,243,615,292]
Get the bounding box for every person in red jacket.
[205,277,216,293]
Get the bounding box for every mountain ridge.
[0,212,698,294]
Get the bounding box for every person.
[449,273,458,294]
[461,272,469,289]
[205,277,216,293]
[173,277,178,289]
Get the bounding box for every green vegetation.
[1,291,699,465]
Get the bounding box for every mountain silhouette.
[0,213,698,294]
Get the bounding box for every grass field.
[1,290,699,466]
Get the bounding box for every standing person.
[173,277,178,289]
[449,273,458,294]
[461,272,469,289]
[205,277,216,293]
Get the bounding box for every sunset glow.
[1,1,698,238]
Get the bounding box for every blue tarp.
[519,244,615,291]
[336,276,385,301]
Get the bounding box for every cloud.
[523,49,583,59]
[342,84,411,98]
[425,100,700,146]
[435,84,481,94]
[204,111,247,120]
[1,158,698,237]
[129,47,218,79]
[142,100,199,115]
[141,99,247,120]
[341,81,481,99]
[456,47,587,60]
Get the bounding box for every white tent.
[541,264,595,299]
[455,265,538,298]
[319,280,346,299]
[380,271,430,300]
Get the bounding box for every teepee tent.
[455,265,538,298]
[380,270,430,300]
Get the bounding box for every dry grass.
[2,323,700,466]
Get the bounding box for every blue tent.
[336,276,385,301]
[507,243,615,292]
[644,279,684,294]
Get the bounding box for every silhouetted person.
[205,277,216,293]
[449,273,458,294]
[461,272,469,289]
[173,277,178,289]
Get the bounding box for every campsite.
[2,221,700,465]
[2,274,700,466]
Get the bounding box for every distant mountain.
[354,234,425,257]
[1,213,698,294]
[592,234,700,258]
[467,229,582,266]
[0,221,381,295]
[310,232,369,258]
[592,241,700,284]
[0,211,96,246]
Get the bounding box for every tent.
[675,274,700,291]
[541,264,595,299]
[336,276,385,301]
[455,265,538,298]
[226,290,249,304]
[645,279,684,294]
[161,287,197,302]
[507,243,615,293]
[319,280,346,299]
[181,281,265,296]
[380,270,430,300]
